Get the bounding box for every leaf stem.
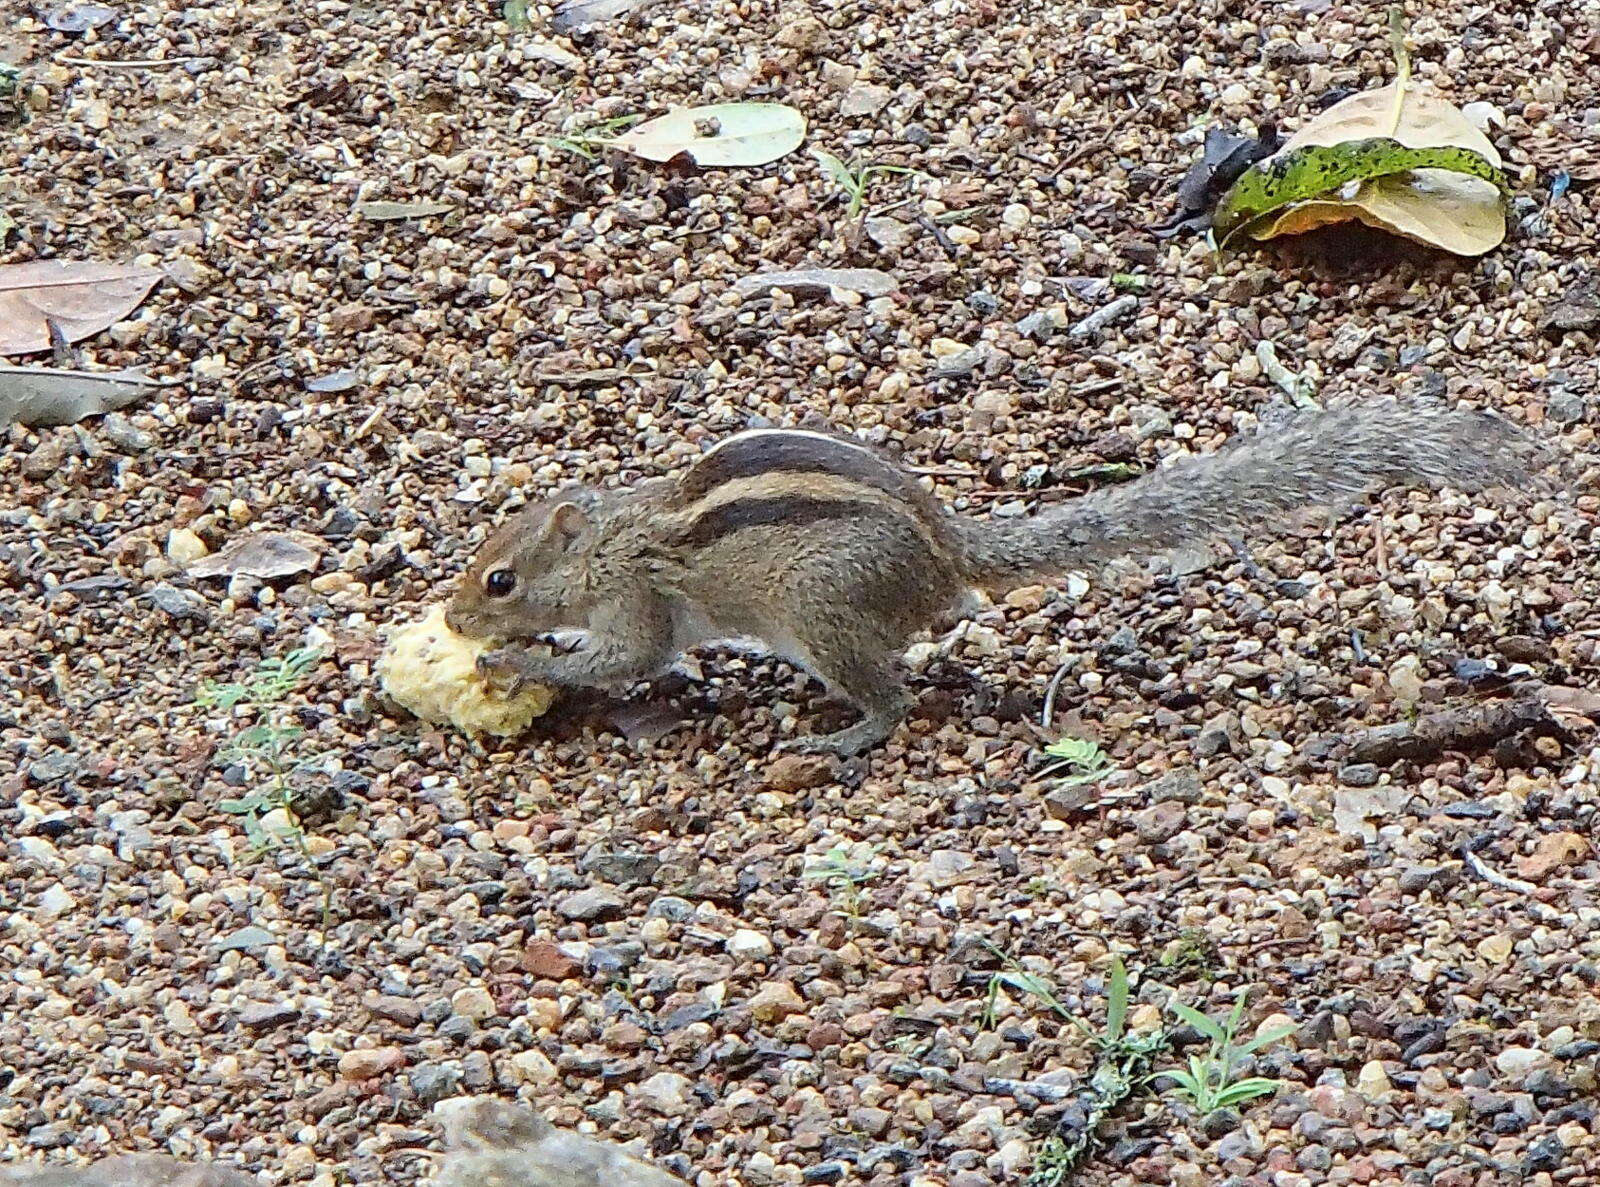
[1386,7,1411,137]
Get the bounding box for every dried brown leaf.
[0,260,163,356]
[188,532,323,580]
[551,0,647,33]
[1332,784,1411,843]
[0,364,176,427]
[733,268,897,299]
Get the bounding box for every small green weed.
[1031,957,1171,1178]
[1038,735,1112,788]
[813,148,919,218]
[1158,927,1219,980]
[1159,992,1293,1115]
[540,114,644,162]
[980,941,1072,1028]
[802,843,878,918]
[503,0,531,29]
[1,64,28,130]
[1027,1135,1073,1187]
[195,648,335,942]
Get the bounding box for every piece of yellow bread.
[377,605,555,738]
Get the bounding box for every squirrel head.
[445,486,604,642]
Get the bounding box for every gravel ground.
[4,1,1600,1185]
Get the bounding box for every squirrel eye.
[484,569,517,598]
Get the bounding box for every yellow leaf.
[1245,170,1505,256]
[1223,75,1507,256]
[1281,83,1502,165]
[606,103,806,168]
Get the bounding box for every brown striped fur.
[446,408,1548,755]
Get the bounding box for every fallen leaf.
[42,2,118,31]
[733,267,897,299]
[523,38,583,69]
[305,369,361,393]
[353,200,455,221]
[1332,784,1411,843]
[608,103,806,168]
[188,531,323,581]
[213,925,278,952]
[1278,83,1503,161]
[1217,140,1506,245]
[1153,124,1282,237]
[551,0,647,33]
[0,364,176,427]
[0,260,164,355]
[1214,17,1508,256]
[1241,168,1506,257]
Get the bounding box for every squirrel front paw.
[476,648,538,694]
[535,630,587,656]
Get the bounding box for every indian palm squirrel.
[445,401,1546,755]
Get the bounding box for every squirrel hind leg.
[778,684,910,756]
[777,637,913,756]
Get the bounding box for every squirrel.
[445,401,1547,756]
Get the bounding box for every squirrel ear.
[546,500,590,546]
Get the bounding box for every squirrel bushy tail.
[952,400,1548,589]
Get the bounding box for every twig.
[1238,936,1312,952]
[1070,295,1140,341]
[1042,662,1074,732]
[1048,141,1095,177]
[1460,843,1538,895]
[917,212,959,259]
[1372,518,1389,577]
[57,55,206,68]
[1069,377,1124,399]
[1343,691,1564,765]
